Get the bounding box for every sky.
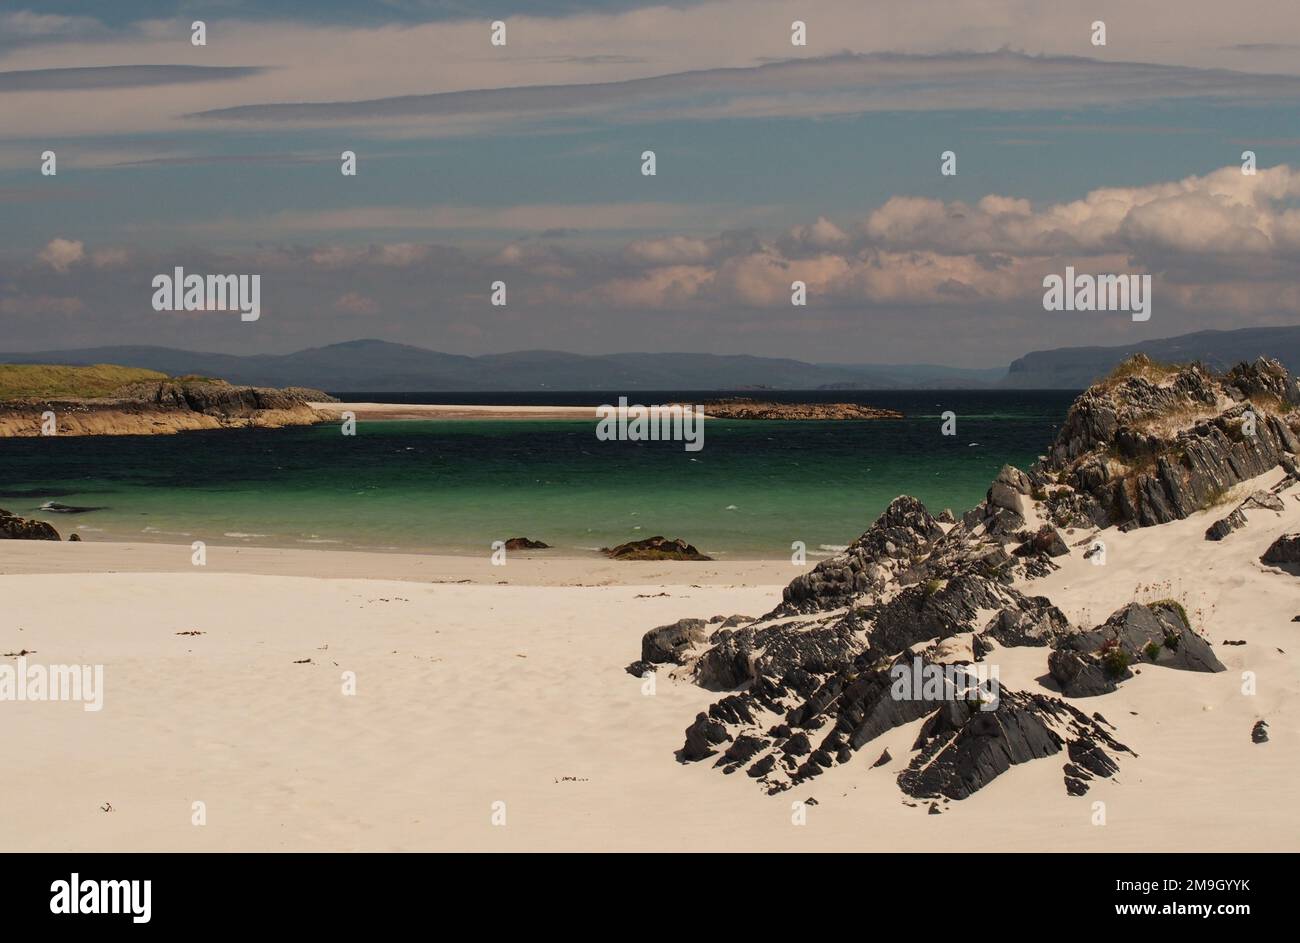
[2,0,1300,366]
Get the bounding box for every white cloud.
[862,165,1300,257]
[36,237,84,271]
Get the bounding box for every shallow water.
[0,390,1075,558]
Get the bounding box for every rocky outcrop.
[504,537,549,550]
[603,536,711,561]
[639,618,710,666]
[0,508,61,540]
[898,690,1133,801]
[1206,486,1290,540]
[1014,524,1070,558]
[1048,602,1224,697]
[1261,533,1300,568]
[626,355,1297,807]
[0,378,334,437]
[780,496,943,612]
[1206,508,1247,541]
[696,398,903,420]
[982,603,1072,648]
[1041,355,1300,531]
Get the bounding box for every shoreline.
[312,402,599,421]
[0,538,811,586]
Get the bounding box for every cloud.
[334,291,380,316]
[786,216,850,250]
[308,243,433,268]
[0,294,85,316]
[5,1,1300,140]
[5,165,1300,361]
[113,152,323,168]
[90,246,129,268]
[0,65,267,92]
[180,202,772,237]
[623,235,717,265]
[187,52,1300,128]
[859,164,1300,258]
[36,237,84,271]
[0,11,109,50]
[561,164,1300,315]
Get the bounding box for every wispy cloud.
[188,52,1300,128]
[169,201,783,237]
[0,64,266,92]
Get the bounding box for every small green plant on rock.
[1149,598,1191,629]
[1100,639,1131,679]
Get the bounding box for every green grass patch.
[0,363,168,400]
[1149,598,1191,629]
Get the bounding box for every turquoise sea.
[0,391,1076,559]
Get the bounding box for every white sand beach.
[314,402,602,421]
[314,403,711,421]
[2,473,1297,852]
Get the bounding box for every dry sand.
[1,474,1297,851]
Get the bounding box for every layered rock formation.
[629,356,1300,804]
[1038,355,1299,531]
[0,378,337,437]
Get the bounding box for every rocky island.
[694,398,903,420]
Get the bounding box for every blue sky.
[3,1,1300,363]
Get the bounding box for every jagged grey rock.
[1050,602,1224,697]
[1205,507,1247,541]
[1241,491,1286,513]
[631,356,1297,805]
[982,602,1072,648]
[1262,533,1300,567]
[1014,524,1070,558]
[640,618,709,665]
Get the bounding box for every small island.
[693,397,903,420]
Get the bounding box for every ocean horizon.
[1,389,1076,558]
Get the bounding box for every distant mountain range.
[3,326,1299,392]
[0,340,1004,392]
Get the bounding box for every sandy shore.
[2,478,1297,851]
[315,402,602,421]
[315,402,713,421]
[0,539,800,586]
